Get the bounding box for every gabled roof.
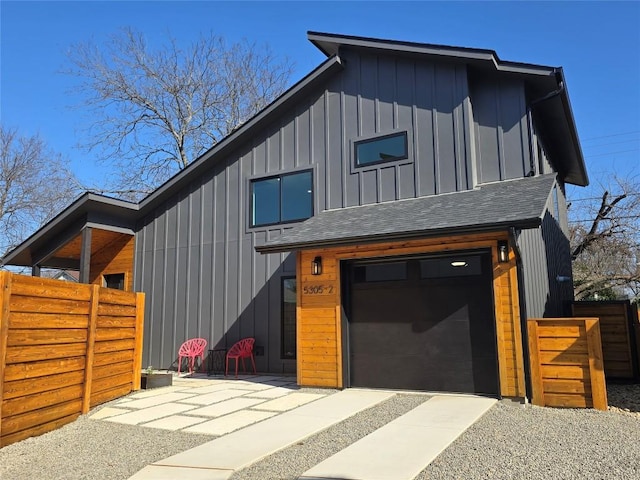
[3,32,588,267]
[256,174,558,253]
[308,31,588,187]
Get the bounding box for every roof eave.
[307,31,557,77]
[255,217,542,254]
[1,193,139,267]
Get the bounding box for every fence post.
[526,319,544,406]
[0,271,12,444]
[132,293,145,391]
[585,318,608,411]
[82,285,100,414]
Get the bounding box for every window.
[353,261,408,283]
[281,278,297,359]
[103,273,125,290]
[354,132,408,167]
[251,170,313,227]
[420,256,482,279]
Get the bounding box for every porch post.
[79,226,92,284]
[31,265,41,277]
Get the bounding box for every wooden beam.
[585,318,608,411]
[132,292,145,391]
[0,271,12,443]
[527,319,544,406]
[79,227,92,284]
[82,285,99,413]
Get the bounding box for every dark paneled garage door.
[347,253,499,394]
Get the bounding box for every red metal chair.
[225,337,257,378]
[177,338,208,374]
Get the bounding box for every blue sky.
[1,1,639,201]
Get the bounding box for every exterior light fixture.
[451,261,468,267]
[498,240,509,263]
[311,256,322,275]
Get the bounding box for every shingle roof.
[256,174,557,253]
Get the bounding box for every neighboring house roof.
[256,174,558,253]
[43,270,80,282]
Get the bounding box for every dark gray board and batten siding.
[135,47,542,371]
[517,183,573,318]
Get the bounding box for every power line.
[582,139,640,150]
[568,215,640,223]
[581,130,640,142]
[584,149,639,158]
[569,193,640,202]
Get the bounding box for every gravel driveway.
[1,384,638,480]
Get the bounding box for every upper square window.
[354,132,408,167]
[251,170,313,227]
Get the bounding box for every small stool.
[207,349,227,376]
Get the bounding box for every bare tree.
[568,177,640,301]
[0,126,81,256]
[66,28,294,197]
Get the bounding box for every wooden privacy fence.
[571,301,640,380]
[0,272,144,447]
[528,318,607,410]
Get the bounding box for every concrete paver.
[89,407,130,420]
[242,386,296,399]
[104,402,195,425]
[129,465,230,480]
[179,389,250,405]
[187,397,265,417]
[299,395,497,480]
[252,392,326,411]
[184,410,278,436]
[120,392,197,409]
[128,386,187,398]
[176,383,236,395]
[143,414,209,431]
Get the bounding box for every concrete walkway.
[299,395,497,480]
[90,375,496,479]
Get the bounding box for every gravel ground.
[0,415,214,480]
[0,384,638,480]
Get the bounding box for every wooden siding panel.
[0,273,144,447]
[571,301,638,379]
[528,317,607,410]
[297,232,525,396]
[89,234,135,292]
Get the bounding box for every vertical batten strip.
[585,318,608,411]
[492,246,509,397]
[508,249,526,397]
[132,292,145,391]
[527,319,544,406]
[334,256,343,389]
[82,285,99,413]
[0,271,12,444]
[296,251,302,386]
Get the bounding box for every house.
[2,32,588,401]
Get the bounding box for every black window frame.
[281,276,297,360]
[353,131,408,168]
[249,169,314,228]
[103,272,126,290]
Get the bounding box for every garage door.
[347,252,499,394]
